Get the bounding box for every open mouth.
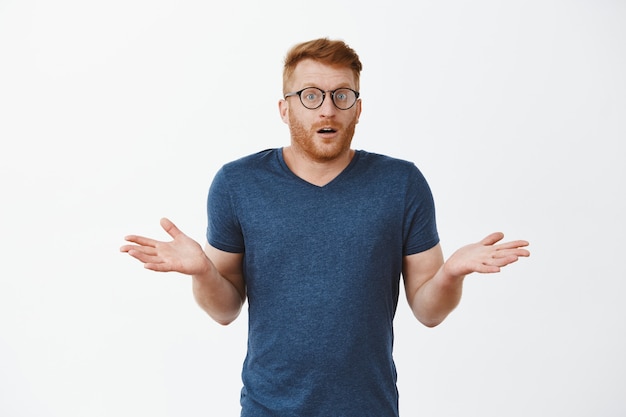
[317,127,337,134]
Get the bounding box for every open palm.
[121,218,209,275]
[443,232,530,277]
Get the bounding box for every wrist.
[440,262,466,284]
[193,254,215,281]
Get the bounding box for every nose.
[318,92,338,116]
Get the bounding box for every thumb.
[480,232,504,246]
[160,217,184,239]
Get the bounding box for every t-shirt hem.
[404,236,440,256]
[207,238,245,254]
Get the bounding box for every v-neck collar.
[277,148,362,189]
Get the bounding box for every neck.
[282,146,355,187]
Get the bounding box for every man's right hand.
[120,217,210,275]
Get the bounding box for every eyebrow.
[300,84,354,90]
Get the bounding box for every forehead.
[289,59,357,90]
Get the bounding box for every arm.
[120,218,245,325]
[403,232,530,328]
[194,244,245,325]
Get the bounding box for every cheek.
[288,112,305,134]
[288,109,309,129]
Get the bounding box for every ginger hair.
[282,38,362,94]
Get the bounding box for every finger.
[124,234,160,248]
[490,255,520,267]
[493,248,530,259]
[480,232,505,246]
[121,245,158,256]
[126,249,163,264]
[120,244,135,253]
[160,217,185,240]
[496,240,530,250]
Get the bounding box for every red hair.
[282,38,362,93]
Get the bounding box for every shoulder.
[214,149,280,182]
[221,148,279,172]
[210,148,285,198]
[357,149,417,168]
[355,150,427,181]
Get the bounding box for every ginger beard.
[287,111,358,162]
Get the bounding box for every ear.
[355,99,362,124]
[278,99,289,124]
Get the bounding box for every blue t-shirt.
[207,148,439,416]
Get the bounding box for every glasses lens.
[332,89,357,110]
[300,88,324,109]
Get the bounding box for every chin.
[312,140,352,161]
[289,116,357,162]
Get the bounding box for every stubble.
[288,113,357,163]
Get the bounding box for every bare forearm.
[192,262,244,326]
[405,234,530,328]
[410,265,465,328]
[121,219,246,325]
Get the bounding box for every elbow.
[195,301,242,326]
[415,311,448,328]
[215,317,236,326]
[208,307,242,326]
[420,318,444,328]
[193,293,244,326]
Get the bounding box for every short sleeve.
[206,167,245,253]
[402,165,439,255]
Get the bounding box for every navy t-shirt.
[207,148,439,416]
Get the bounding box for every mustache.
[312,122,342,131]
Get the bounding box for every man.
[121,38,530,416]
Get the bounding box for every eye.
[302,88,321,102]
[335,92,348,101]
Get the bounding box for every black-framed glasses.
[284,87,360,110]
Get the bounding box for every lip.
[315,126,339,137]
[316,130,338,139]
